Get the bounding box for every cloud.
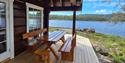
[90,2,125,9]
[84,0,112,2]
[96,9,107,13]
[95,9,115,14]
[95,9,113,14]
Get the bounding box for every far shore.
[49,27,125,38]
[49,19,125,22]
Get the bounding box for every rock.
[99,48,109,56]
[93,44,101,52]
[97,53,114,63]
[93,44,109,56]
[82,28,95,33]
[99,57,113,63]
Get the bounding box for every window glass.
[0,2,6,53]
[28,8,41,32]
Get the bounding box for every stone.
[97,53,114,63]
[83,28,95,33]
[99,48,109,56]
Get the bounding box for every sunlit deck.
[2,34,99,63]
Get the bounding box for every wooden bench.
[22,28,47,52]
[60,34,76,61]
[34,49,50,63]
[23,28,51,63]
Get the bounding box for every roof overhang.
[49,0,82,11]
[15,0,82,11]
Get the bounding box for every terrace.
[2,34,99,63]
[0,0,99,63]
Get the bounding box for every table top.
[49,31,66,42]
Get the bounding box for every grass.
[49,27,125,63]
[77,31,125,63]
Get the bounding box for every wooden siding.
[13,1,27,55]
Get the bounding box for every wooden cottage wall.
[13,0,50,56]
[12,0,80,56]
[13,1,27,55]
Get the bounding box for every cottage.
[0,0,100,63]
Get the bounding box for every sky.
[50,0,125,15]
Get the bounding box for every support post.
[43,8,50,41]
[72,9,76,47]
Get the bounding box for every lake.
[49,20,125,37]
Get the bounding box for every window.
[0,2,6,53]
[26,3,43,32]
[28,8,41,32]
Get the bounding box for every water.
[49,20,125,37]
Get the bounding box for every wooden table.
[49,31,66,43]
[46,31,66,59]
[23,29,66,61]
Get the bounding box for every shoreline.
[49,27,125,38]
[49,20,125,22]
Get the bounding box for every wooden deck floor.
[1,34,99,63]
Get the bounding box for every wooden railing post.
[43,8,50,41]
[72,7,76,47]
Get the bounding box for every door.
[0,0,10,62]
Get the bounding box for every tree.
[122,5,125,12]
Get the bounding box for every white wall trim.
[26,2,44,32]
[26,3,43,10]
[0,0,14,61]
[8,0,14,59]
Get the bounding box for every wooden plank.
[52,31,66,42]
[61,37,72,52]
[49,31,62,41]
[14,1,26,55]
[64,37,72,52]
[23,29,47,39]
[14,27,26,34]
[49,31,66,42]
[49,6,82,11]
[14,18,26,26]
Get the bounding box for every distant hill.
[49,14,125,21]
[49,14,113,21]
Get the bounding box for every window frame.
[26,3,44,32]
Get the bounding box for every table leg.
[49,47,59,60]
[46,43,59,60]
[61,36,65,43]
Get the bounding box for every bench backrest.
[61,34,76,52]
[23,28,47,39]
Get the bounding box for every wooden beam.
[70,0,76,5]
[62,0,64,6]
[72,9,76,47]
[43,8,50,41]
[50,0,54,7]
[15,0,25,3]
[72,10,76,36]
[49,6,81,11]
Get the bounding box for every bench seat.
[60,36,74,61]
